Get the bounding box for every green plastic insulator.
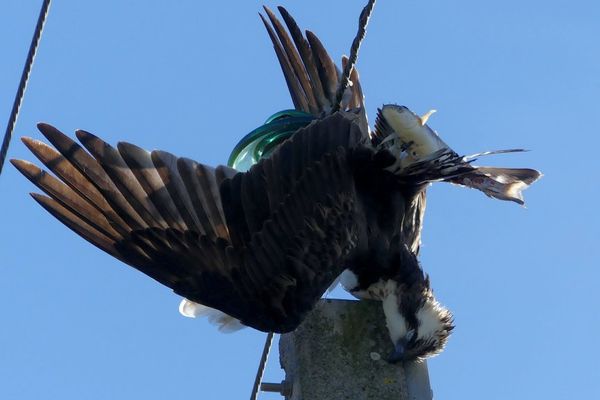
[227,110,315,172]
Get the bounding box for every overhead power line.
[0,0,52,175]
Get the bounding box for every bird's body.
[12,6,541,361]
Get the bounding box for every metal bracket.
[261,380,293,397]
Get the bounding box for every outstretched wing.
[12,112,366,333]
[261,6,366,116]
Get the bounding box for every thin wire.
[0,0,52,175]
[250,332,275,400]
[331,0,377,113]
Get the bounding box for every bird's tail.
[448,167,542,205]
[179,299,245,333]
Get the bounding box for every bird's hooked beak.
[386,338,408,363]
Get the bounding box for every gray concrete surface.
[279,299,433,400]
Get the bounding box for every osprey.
[12,6,540,361]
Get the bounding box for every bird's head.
[382,281,454,362]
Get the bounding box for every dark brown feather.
[342,55,365,110]
[262,7,367,116]
[76,130,168,230]
[259,13,309,112]
[30,193,123,261]
[118,142,188,232]
[12,159,123,241]
[306,30,340,108]
[263,6,318,114]
[151,150,204,232]
[35,123,148,231]
[176,157,228,241]
[277,6,330,111]
[20,135,132,235]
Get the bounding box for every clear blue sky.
[1,1,598,399]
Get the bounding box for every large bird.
[12,6,540,361]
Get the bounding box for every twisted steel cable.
[0,0,52,175]
[332,0,376,113]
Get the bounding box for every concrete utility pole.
[275,299,433,400]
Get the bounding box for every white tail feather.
[179,298,245,333]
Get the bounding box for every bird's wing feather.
[261,7,319,114]
[262,6,366,115]
[260,11,311,113]
[342,55,365,110]
[13,112,364,333]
